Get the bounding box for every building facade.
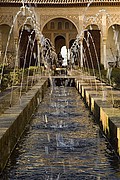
[0,0,120,69]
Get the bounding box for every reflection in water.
[1,86,120,180]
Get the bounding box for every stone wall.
[75,76,120,155]
[0,78,48,172]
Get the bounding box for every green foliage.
[0,64,12,74]
[99,64,104,70]
[28,66,38,76]
[10,71,20,85]
[1,74,11,90]
[0,65,39,91]
[99,67,120,89]
[0,64,13,90]
[100,69,107,80]
[80,66,120,89]
[111,68,120,88]
[0,65,20,91]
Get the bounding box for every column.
[51,33,54,47]
[101,10,107,69]
[78,15,84,37]
[66,33,69,49]
[66,33,69,65]
[78,15,84,68]
[102,39,107,69]
[37,39,40,67]
[0,32,2,62]
[14,38,19,68]
[0,32,2,54]
[80,38,83,68]
[13,18,19,68]
[102,38,107,70]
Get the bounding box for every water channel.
[1,82,120,180]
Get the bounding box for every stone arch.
[107,14,120,30]
[69,39,75,49]
[86,24,100,30]
[0,14,13,27]
[19,24,37,68]
[106,24,120,65]
[42,17,77,55]
[83,24,101,69]
[55,35,65,55]
[84,13,102,31]
[41,16,78,33]
[0,24,14,65]
[18,19,35,34]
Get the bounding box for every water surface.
[1,86,120,180]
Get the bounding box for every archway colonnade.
[0,5,120,69]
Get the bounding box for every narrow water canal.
[1,84,120,179]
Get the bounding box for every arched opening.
[55,35,65,55]
[83,25,100,69]
[19,24,37,68]
[42,17,77,53]
[107,24,120,67]
[0,24,14,66]
[61,45,68,66]
[42,18,77,67]
[69,39,75,49]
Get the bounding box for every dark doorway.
[83,30,100,69]
[55,36,65,55]
[19,26,37,68]
[69,39,75,48]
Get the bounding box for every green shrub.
[28,66,38,76]
[101,69,107,79]
[10,71,19,85]
[100,64,104,70]
[1,74,11,90]
[111,68,120,87]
